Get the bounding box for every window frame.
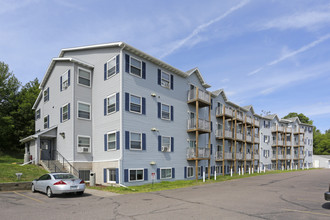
[36,109,41,120]
[61,70,69,90]
[129,94,142,114]
[161,71,170,89]
[130,132,142,150]
[129,168,144,182]
[77,101,91,120]
[43,88,49,102]
[44,115,48,129]
[77,67,92,88]
[62,103,69,122]
[107,131,117,151]
[106,56,117,79]
[107,168,117,183]
[187,166,194,178]
[161,136,171,152]
[160,168,172,179]
[129,56,142,78]
[77,135,91,153]
[161,103,170,120]
[106,93,116,115]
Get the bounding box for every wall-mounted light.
[59,132,65,139]
[151,93,156,97]
[151,128,158,132]
[150,161,156,165]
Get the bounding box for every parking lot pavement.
[1,169,330,220]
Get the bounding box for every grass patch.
[0,154,48,183]
[88,168,317,194]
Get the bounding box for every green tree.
[283,112,313,125]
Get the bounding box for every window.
[61,70,70,91]
[78,102,91,119]
[161,104,170,120]
[36,109,40,120]
[263,150,269,158]
[161,136,171,152]
[189,140,196,148]
[44,88,49,102]
[129,169,144,181]
[107,132,116,150]
[130,95,141,113]
[107,57,116,79]
[161,71,170,88]
[187,166,194,178]
[77,136,91,153]
[78,68,91,87]
[216,166,221,174]
[130,132,142,150]
[130,57,142,77]
[62,104,69,122]
[79,170,90,181]
[160,168,172,179]
[44,115,49,129]
[198,166,201,176]
[107,94,116,114]
[108,168,117,182]
[264,135,269,143]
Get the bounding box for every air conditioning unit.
[161,146,169,152]
[83,147,89,152]
[161,81,169,88]
[63,82,68,89]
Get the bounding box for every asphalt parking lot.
[1,169,330,220]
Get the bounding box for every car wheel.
[31,184,36,193]
[76,191,84,196]
[46,187,53,198]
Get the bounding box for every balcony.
[272,126,284,133]
[246,135,252,142]
[286,154,291,160]
[236,113,244,122]
[246,116,253,124]
[254,135,260,143]
[216,106,234,118]
[254,153,259,160]
[254,118,260,127]
[286,141,292,146]
[294,127,304,133]
[245,153,252,160]
[224,152,233,160]
[186,147,210,160]
[294,154,299,159]
[187,88,210,106]
[215,151,223,160]
[278,154,283,160]
[236,153,243,160]
[286,127,292,133]
[278,140,283,146]
[236,133,243,141]
[187,118,210,133]
[299,154,305,159]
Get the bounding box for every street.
[1,169,330,219]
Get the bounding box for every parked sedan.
[32,173,85,198]
[325,184,330,201]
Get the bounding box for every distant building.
[20,42,314,186]
[313,155,330,168]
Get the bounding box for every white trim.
[43,87,49,103]
[77,101,91,120]
[129,56,142,78]
[160,70,171,89]
[36,109,41,120]
[106,93,117,115]
[61,103,69,122]
[130,132,142,150]
[77,135,91,153]
[77,67,92,88]
[161,136,171,152]
[161,103,171,120]
[107,168,117,183]
[160,167,172,179]
[43,115,49,129]
[107,131,117,151]
[128,168,144,182]
[129,94,142,114]
[106,56,117,80]
[61,70,70,91]
[187,166,194,178]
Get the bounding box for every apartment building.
[21,42,313,186]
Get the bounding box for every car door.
[36,174,49,193]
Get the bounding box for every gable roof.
[211,89,228,101]
[186,67,211,88]
[243,105,255,114]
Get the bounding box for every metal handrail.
[54,150,79,177]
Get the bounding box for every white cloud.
[0,0,39,14]
[160,0,250,58]
[248,33,330,76]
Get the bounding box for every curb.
[0,182,31,191]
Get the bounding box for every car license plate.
[71,186,77,189]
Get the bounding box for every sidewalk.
[85,188,119,197]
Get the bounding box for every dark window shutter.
[116,131,120,150]
[104,168,107,183]
[184,167,187,178]
[211,121,213,131]
[210,144,213,155]
[125,131,130,149]
[125,93,129,111]
[47,88,49,100]
[116,55,120,74]
[124,169,128,182]
[125,54,130,73]
[172,168,175,178]
[104,98,107,116]
[157,102,161,118]
[171,137,174,152]
[157,168,160,180]
[104,134,107,151]
[157,69,161,85]
[170,74,174,90]
[115,168,119,184]
[171,106,174,121]
[158,135,161,151]
[35,111,37,120]
[144,168,148,181]
[60,107,62,123]
[68,70,70,86]
[68,103,70,120]
[60,76,62,91]
[116,93,119,112]
[142,61,146,79]
[104,63,107,80]
[201,166,203,175]
[142,97,146,115]
[211,99,213,110]
[142,133,146,150]
[47,115,49,128]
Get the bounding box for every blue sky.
[1,0,330,132]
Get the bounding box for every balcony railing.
[215,151,223,160]
[254,154,259,160]
[286,141,292,146]
[236,133,243,140]
[254,136,260,143]
[278,140,283,145]
[216,106,234,118]
[254,118,260,126]
[187,118,210,131]
[236,113,244,121]
[188,88,210,104]
[236,153,243,160]
[245,153,252,160]
[246,135,252,142]
[286,154,291,159]
[294,154,299,159]
[246,116,253,124]
[186,147,210,159]
[294,128,304,133]
[286,127,292,133]
[224,152,232,159]
[278,154,283,159]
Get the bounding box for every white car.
[32,173,85,198]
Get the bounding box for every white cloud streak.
[247,33,330,76]
[160,0,250,59]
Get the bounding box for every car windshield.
[53,174,76,179]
